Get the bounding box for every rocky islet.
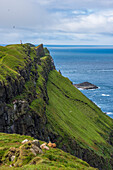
[74,82,98,90]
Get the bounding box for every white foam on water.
[88,89,95,90]
[97,69,113,72]
[106,112,113,115]
[78,88,84,90]
[93,102,101,108]
[102,94,110,97]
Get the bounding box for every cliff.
[0,43,113,169]
[0,44,54,140]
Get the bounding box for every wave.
[93,102,101,108]
[88,89,96,91]
[68,70,77,74]
[102,94,110,96]
[78,88,84,90]
[106,112,113,115]
[96,69,113,72]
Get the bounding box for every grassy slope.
[0,133,96,170]
[46,70,113,158]
[0,44,36,84]
[0,44,113,168]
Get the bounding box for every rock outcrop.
[74,82,98,90]
[3,139,43,167]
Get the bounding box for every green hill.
[0,133,96,170]
[46,70,113,169]
[0,43,113,169]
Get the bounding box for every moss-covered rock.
[0,133,96,169]
[2,140,43,167]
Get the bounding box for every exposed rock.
[32,140,40,148]
[2,147,18,164]
[11,155,15,162]
[35,44,45,57]
[74,82,98,90]
[30,148,37,156]
[3,140,43,167]
[9,147,16,153]
[59,70,62,75]
[22,139,29,144]
[31,144,43,155]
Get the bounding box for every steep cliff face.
[0,44,113,169]
[0,44,54,140]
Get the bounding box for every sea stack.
[74,82,98,90]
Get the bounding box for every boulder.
[11,155,15,162]
[74,82,98,90]
[31,145,43,155]
[32,140,40,148]
[3,140,43,167]
[22,139,29,144]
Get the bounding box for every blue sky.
[0,0,113,45]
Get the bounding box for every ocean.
[45,45,113,119]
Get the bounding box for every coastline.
[46,45,113,119]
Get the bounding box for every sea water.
[45,45,113,119]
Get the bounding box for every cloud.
[72,10,88,15]
[50,9,113,33]
[37,0,113,9]
[0,0,113,44]
[0,0,58,31]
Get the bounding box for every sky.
[0,0,113,45]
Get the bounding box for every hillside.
[0,133,96,169]
[46,70,113,169]
[0,43,113,169]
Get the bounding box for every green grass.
[0,43,113,169]
[0,133,34,149]
[30,55,53,116]
[0,133,96,170]
[46,70,113,158]
[0,44,36,85]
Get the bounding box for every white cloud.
[108,16,113,22]
[37,0,113,9]
[72,10,87,15]
[52,10,113,34]
[0,0,54,30]
[0,0,113,44]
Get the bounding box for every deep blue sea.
[45,45,113,119]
